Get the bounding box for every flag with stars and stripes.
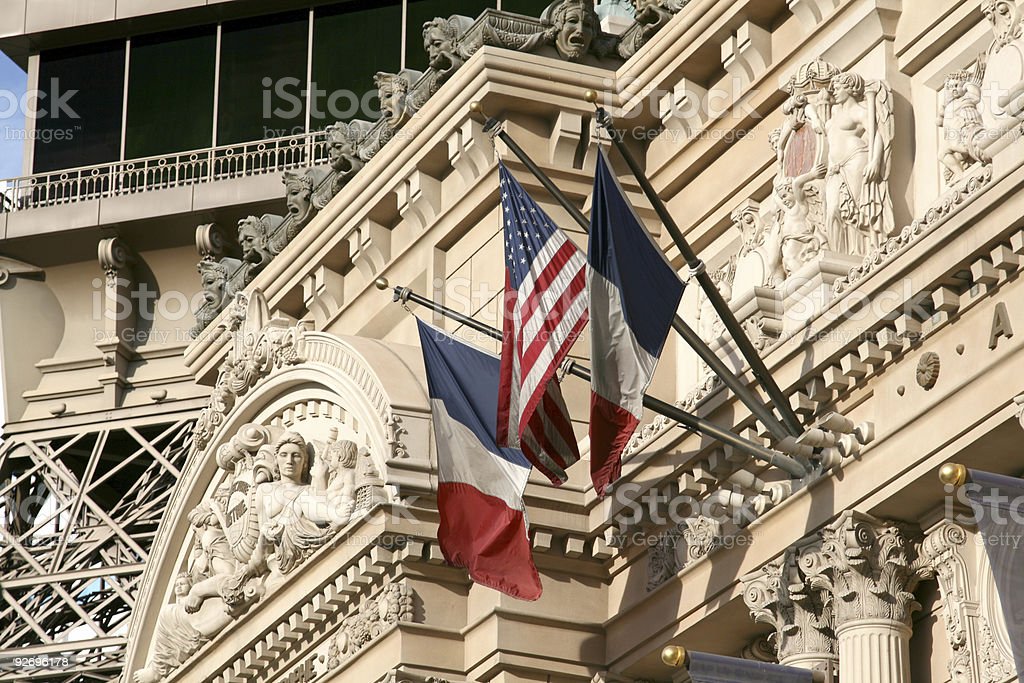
[495,162,586,486]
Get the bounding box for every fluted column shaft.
[780,653,839,683]
[836,619,912,683]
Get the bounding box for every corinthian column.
[742,540,837,680]
[801,512,923,683]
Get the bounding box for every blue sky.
[0,51,27,179]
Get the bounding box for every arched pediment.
[124,289,432,683]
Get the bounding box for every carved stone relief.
[836,0,1024,296]
[325,582,415,668]
[742,545,837,669]
[132,414,386,682]
[977,0,1024,149]
[646,516,722,591]
[771,61,894,272]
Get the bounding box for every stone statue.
[374,70,425,129]
[243,431,356,582]
[775,164,828,277]
[282,167,329,229]
[324,121,368,197]
[546,0,599,61]
[191,260,238,337]
[938,64,991,183]
[423,15,476,89]
[131,505,260,683]
[632,0,688,33]
[722,60,897,298]
[237,215,284,283]
[134,424,362,681]
[822,71,894,255]
[973,0,1024,150]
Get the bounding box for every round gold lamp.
[661,645,689,669]
[939,462,968,487]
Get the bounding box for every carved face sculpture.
[553,1,597,61]
[173,574,192,597]
[944,73,966,100]
[274,433,309,484]
[829,73,864,104]
[202,263,228,305]
[774,179,796,209]
[283,173,312,218]
[983,0,1021,47]
[423,22,454,69]
[237,218,264,263]
[375,74,403,124]
[326,125,355,173]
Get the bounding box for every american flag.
[495,163,587,485]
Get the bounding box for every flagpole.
[376,278,809,478]
[469,103,793,443]
[584,93,804,438]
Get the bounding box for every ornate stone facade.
[10,1,1024,682]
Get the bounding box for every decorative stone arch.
[124,290,432,683]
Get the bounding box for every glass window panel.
[125,26,216,159]
[312,0,402,127]
[404,0,494,73]
[218,11,309,145]
[33,41,125,173]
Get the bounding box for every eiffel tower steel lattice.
[0,418,194,682]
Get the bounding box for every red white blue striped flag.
[417,319,542,600]
[587,150,684,496]
[495,162,586,486]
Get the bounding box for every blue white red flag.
[587,150,684,496]
[496,162,586,486]
[417,318,543,601]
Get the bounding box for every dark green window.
[218,11,309,144]
[312,1,403,126]
[34,41,125,173]
[501,0,552,18]
[125,27,216,158]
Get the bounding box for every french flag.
[417,319,543,601]
[587,150,684,496]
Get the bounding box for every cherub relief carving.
[938,64,992,183]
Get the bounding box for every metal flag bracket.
[377,278,809,479]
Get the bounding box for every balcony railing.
[0,131,329,213]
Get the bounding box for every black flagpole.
[584,92,804,437]
[377,278,808,478]
[468,102,794,443]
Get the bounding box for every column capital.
[801,511,923,627]
[742,542,836,665]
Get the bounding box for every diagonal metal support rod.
[474,109,793,441]
[377,278,808,478]
[586,97,804,437]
